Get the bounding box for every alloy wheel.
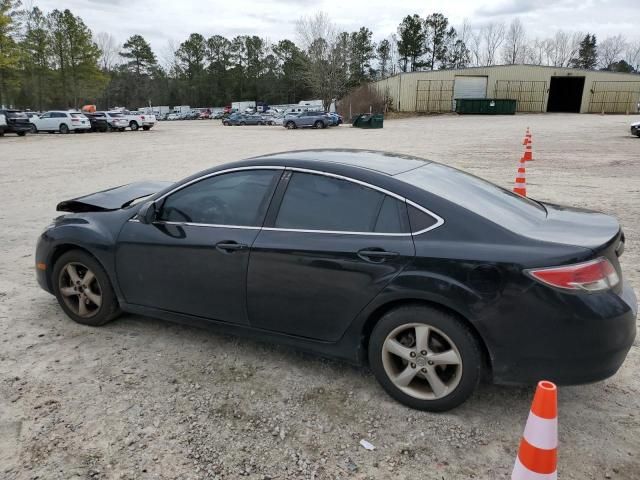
[381,322,463,400]
[58,262,102,318]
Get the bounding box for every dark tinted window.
[396,164,546,231]
[408,205,438,232]
[375,196,409,233]
[160,170,279,226]
[276,173,384,232]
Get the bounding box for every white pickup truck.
[118,110,157,131]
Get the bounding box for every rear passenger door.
[246,170,416,341]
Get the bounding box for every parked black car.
[84,113,109,132]
[0,109,31,136]
[35,149,637,411]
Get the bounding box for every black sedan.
[35,149,637,411]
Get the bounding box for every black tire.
[368,304,482,412]
[130,121,139,131]
[285,121,296,129]
[314,120,323,129]
[223,121,230,126]
[30,123,38,134]
[118,128,125,132]
[59,123,69,134]
[240,121,246,126]
[17,131,27,136]
[52,250,121,327]
[142,126,150,131]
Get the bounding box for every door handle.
[357,249,399,263]
[215,241,248,253]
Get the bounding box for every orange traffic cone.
[522,141,533,161]
[512,381,558,480]
[522,127,532,145]
[513,159,527,196]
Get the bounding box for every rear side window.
[160,170,280,226]
[375,196,409,233]
[275,172,409,233]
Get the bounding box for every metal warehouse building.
[372,65,640,114]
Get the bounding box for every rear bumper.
[489,282,637,385]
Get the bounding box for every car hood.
[521,202,620,250]
[57,181,172,213]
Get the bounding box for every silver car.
[283,111,330,129]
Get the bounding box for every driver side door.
[115,168,282,324]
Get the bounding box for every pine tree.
[120,35,157,76]
[571,34,597,69]
[0,0,22,107]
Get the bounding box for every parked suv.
[283,111,330,129]
[32,111,91,133]
[0,109,31,136]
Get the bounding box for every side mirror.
[137,201,157,224]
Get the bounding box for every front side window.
[275,172,408,233]
[159,170,280,226]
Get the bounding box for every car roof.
[248,149,431,176]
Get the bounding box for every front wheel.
[285,121,296,129]
[130,121,139,131]
[240,121,246,126]
[17,131,27,136]
[142,126,151,131]
[368,305,482,412]
[314,120,323,129]
[30,123,38,134]
[52,250,121,326]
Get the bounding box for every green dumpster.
[455,98,517,115]
[352,113,384,128]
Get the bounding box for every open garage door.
[547,77,585,112]
[454,76,488,110]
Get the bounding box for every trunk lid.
[57,181,172,213]
[522,203,621,251]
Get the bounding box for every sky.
[34,0,640,53]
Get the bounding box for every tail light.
[72,118,79,122]
[526,257,619,292]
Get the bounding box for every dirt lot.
[1,114,639,480]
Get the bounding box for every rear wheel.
[59,123,69,134]
[368,305,482,411]
[52,250,120,326]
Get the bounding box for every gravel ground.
[1,114,639,480]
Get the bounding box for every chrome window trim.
[130,165,445,236]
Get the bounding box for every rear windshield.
[7,111,27,118]
[396,164,546,229]
[70,113,86,118]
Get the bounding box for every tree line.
[0,0,638,112]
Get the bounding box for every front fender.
[35,212,126,297]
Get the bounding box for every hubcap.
[58,262,102,318]
[381,323,462,400]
